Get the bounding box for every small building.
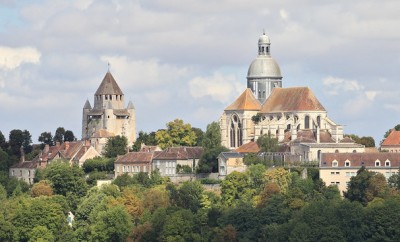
[114,152,154,177]
[152,147,203,176]
[218,152,245,177]
[9,160,36,185]
[320,153,400,194]
[381,130,400,153]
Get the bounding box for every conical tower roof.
[83,99,91,109]
[225,88,261,111]
[95,72,124,95]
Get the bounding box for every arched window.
[305,115,310,129]
[335,150,339,153]
[229,115,242,148]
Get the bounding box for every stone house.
[319,152,400,194]
[152,147,204,176]
[114,152,155,177]
[218,152,245,177]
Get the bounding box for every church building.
[82,71,136,153]
[219,33,364,161]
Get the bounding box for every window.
[305,115,310,129]
[331,172,335,174]
[335,172,340,174]
[385,161,390,167]
[375,161,380,167]
[345,161,350,167]
[332,161,338,167]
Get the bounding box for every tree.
[9,129,32,157]
[0,131,6,150]
[64,130,76,142]
[344,166,378,206]
[167,181,204,212]
[191,127,204,146]
[0,148,9,172]
[31,180,53,197]
[243,153,263,166]
[103,135,128,158]
[53,127,65,144]
[28,226,55,242]
[155,119,197,149]
[257,133,279,152]
[264,167,291,194]
[221,171,251,206]
[38,132,53,146]
[82,156,114,173]
[40,161,88,210]
[132,131,157,151]
[383,124,400,138]
[346,134,375,147]
[197,122,229,173]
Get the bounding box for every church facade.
[220,33,364,161]
[82,71,136,153]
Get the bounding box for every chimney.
[65,141,70,150]
[44,144,50,153]
[20,146,25,162]
[56,142,60,147]
[85,139,91,146]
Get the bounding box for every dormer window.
[375,161,380,167]
[385,161,390,167]
[332,161,338,167]
[345,161,350,167]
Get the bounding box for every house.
[9,140,100,184]
[152,147,203,176]
[320,153,400,194]
[218,152,245,177]
[114,152,154,177]
[381,130,400,152]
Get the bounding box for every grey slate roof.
[95,72,124,95]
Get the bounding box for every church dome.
[247,57,282,78]
[247,33,282,79]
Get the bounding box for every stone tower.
[247,33,282,103]
[82,71,136,153]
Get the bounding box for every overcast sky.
[1,0,399,145]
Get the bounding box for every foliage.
[202,122,222,149]
[197,146,229,173]
[221,171,252,206]
[0,148,9,172]
[8,129,32,157]
[383,124,400,138]
[251,113,263,124]
[199,178,221,184]
[346,134,376,147]
[103,135,128,158]
[155,119,198,149]
[176,164,193,173]
[53,127,65,144]
[31,180,53,197]
[167,181,204,212]
[131,131,157,151]
[38,131,53,146]
[86,171,107,186]
[243,153,263,166]
[257,133,279,152]
[264,167,291,194]
[191,127,204,146]
[112,173,136,189]
[82,156,114,173]
[39,161,88,210]
[344,166,389,206]
[64,130,76,142]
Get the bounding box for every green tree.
[0,131,6,150]
[103,135,128,158]
[264,167,291,194]
[257,133,279,152]
[155,119,197,149]
[191,127,204,146]
[0,148,9,171]
[243,153,263,166]
[202,121,221,149]
[9,129,32,157]
[132,131,157,151]
[38,132,53,147]
[383,124,400,138]
[28,226,55,242]
[167,181,204,212]
[53,127,65,144]
[347,134,375,147]
[90,205,133,242]
[64,130,76,142]
[40,161,88,210]
[82,156,114,173]
[221,171,251,206]
[112,173,136,189]
[344,166,375,205]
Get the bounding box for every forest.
[0,159,400,242]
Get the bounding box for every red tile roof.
[225,88,261,111]
[115,152,154,164]
[235,141,260,153]
[261,87,326,113]
[321,153,400,167]
[381,130,400,146]
[153,147,204,160]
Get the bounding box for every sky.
[0,0,400,146]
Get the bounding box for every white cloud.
[189,72,245,103]
[322,76,363,95]
[0,46,41,69]
[279,9,289,21]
